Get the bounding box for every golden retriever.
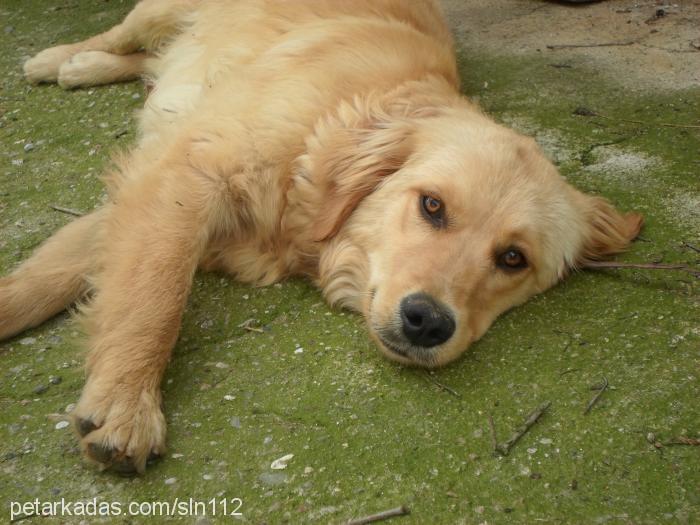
[1,0,642,474]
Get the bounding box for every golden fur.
[2,0,642,473]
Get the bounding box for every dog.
[2,0,642,474]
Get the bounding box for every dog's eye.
[420,195,445,228]
[496,248,528,271]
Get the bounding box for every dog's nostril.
[405,311,424,328]
[400,293,455,348]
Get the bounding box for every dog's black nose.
[400,293,455,348]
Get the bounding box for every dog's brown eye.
[420,195,445,228]
[496,248,527,271]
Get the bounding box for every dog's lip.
[376,334,410,358]
[375,331,438,366]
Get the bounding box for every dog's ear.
[577,195,643,264]
[307,97,415,241]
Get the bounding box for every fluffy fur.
[2,0,642,473]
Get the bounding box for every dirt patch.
[583,145,660,183]
[442,0,700,92]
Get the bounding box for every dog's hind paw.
[72,383,166,475]
[24,44,78,85]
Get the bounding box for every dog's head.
[304,80,642,367]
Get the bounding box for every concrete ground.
[1,1,698,524]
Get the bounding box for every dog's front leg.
[73,160,227,474]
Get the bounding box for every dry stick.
[681,241,700,254]
[49,204,84,217]
[238,318,264,333]
[346,506,410,525]
[488,414,498,455]
[424,372,461,397]
[574,107,700,130]
[547,41,637,50]
[559,368,580,376]
[661,437,700,447]
[584,261,700,278]
[584,377,609,415]
[495,402,551,456]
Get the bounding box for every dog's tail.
[0,208,107,341]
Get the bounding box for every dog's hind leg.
[24,0,198,86]
[57,51,149,89]
[0,208,107,341]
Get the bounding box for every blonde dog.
[2,0,642,473]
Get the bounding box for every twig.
[681,241,700,254]
[237,318,264,333]
[574,106,700,130]
[49,204,84,217]
[661,436,700,447]
[584,377,609,415]
[424,372,460,397]
[584,261,699,278]
[346,506,410,525]
[559,368,579,376]
[488,414,498,455]
[547,41,637,50]
[495,402,551,456]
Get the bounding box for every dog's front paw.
[24,44,78,85]
[72,379,166,475]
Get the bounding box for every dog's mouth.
[373,329,439,367]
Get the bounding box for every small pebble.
[33,385,48,395]
[55,421,70,430]
[23,143,34,152]
[270,453,294,470]
[202,474,213,480]
[258,472,287,486]
[304,466,314,474]
[164,477,177,485]
[539,438,553,445]
[20,337,36,345]
[49,376,62,385]
[171,453,184,459]
[229,417,241,428]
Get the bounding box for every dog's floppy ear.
[306,96,415,241]
[577,195,644,264]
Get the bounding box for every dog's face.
[310,97,642,367]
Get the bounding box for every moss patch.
[1,2,698,524]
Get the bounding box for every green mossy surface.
[1,1,698,524]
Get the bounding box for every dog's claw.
[76,417,97,437]
[87,442,115,464]
[112,457,139,476]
